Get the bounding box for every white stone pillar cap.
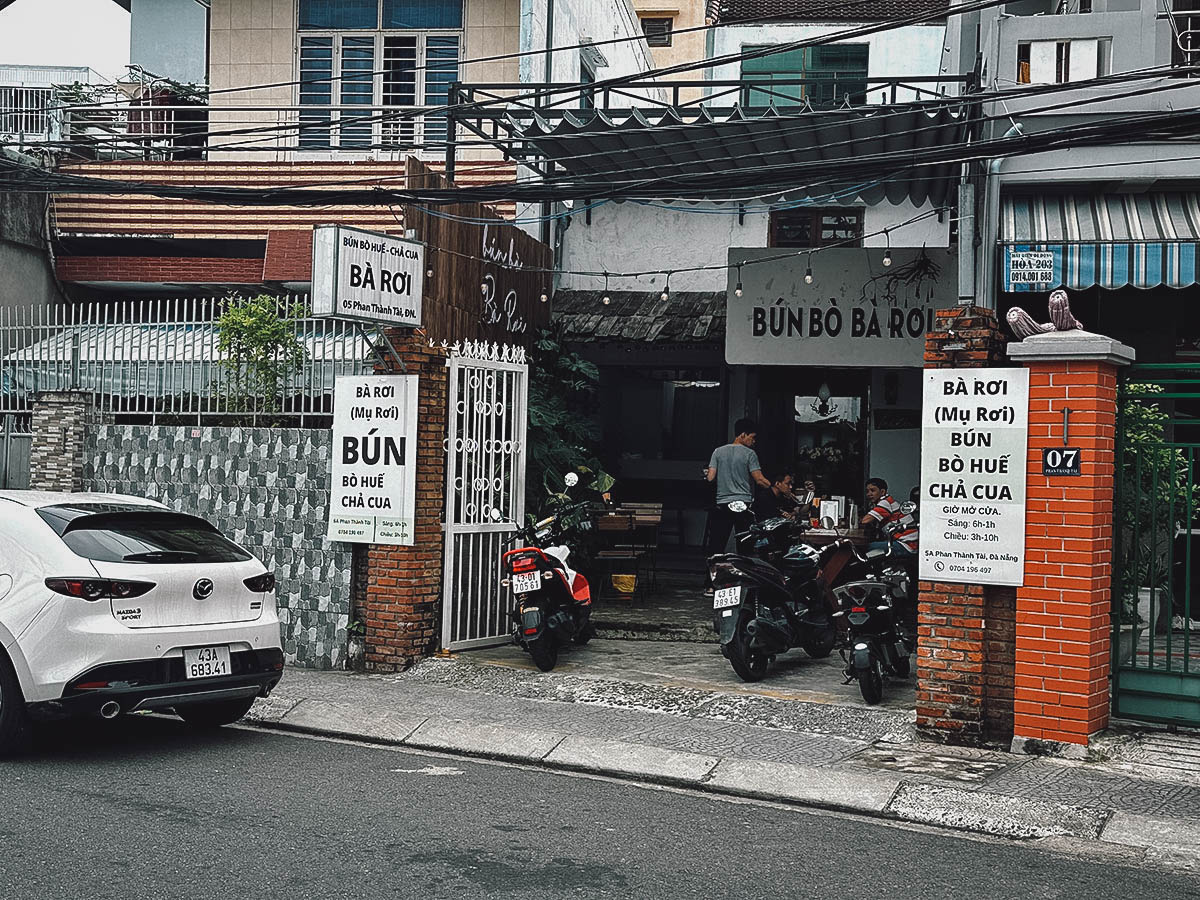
[1006,329,1136,366]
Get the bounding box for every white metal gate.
[441,341,529,650]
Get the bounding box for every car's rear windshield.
[37,506,252,564]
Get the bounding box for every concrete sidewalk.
[246,641,1200,864]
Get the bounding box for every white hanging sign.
[918,368,1030,587]
[328,375,419,545]
[312,224,424,327]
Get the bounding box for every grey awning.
[511,104,970,206]
[1000,192,1200,292]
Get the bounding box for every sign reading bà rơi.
[328,375,419,545]
[725,248,953,367]
[312,224,424,327]
[918,368,1030,587]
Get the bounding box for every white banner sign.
[312,224,424,327]
[918,368,1030,587]
[328,375,419,545]
[1007,250,1055,285]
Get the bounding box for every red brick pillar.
[1007,330,1134,749]
[360,333,449,672]
[918,307,1014,745]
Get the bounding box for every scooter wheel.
[728,623,769,683]
[800,622,836,659]
[528,639,559,672]
[858,659,884,705]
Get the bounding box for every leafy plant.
[216,294,307,420]
[524,325,611,510]
[1116,383,1200,624]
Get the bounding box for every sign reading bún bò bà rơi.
[918,368,1030,587]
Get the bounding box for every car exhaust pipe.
[99,701,121,720]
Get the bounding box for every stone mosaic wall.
[84,425,350,669]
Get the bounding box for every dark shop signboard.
[919,368,1030,587]
[725,247,955,367]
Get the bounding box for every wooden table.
[795,529,871,549]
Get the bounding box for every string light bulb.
[540,290,548,303]
[882,229,892,267]
[734,263,743,298]
[804,266,814,285]
[660,272,671,303]
[427,266,434,279]
[480,281,488,295]
[602,273,611,305]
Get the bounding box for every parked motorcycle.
[709,502,838,682]
[501,472,596,672]
[832,501,919,704]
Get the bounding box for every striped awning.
[1001,193,1200,292]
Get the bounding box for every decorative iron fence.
[0,299,375,426]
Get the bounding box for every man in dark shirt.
[754,471,799,520]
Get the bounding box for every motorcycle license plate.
[713,587,742,609]
[512,572,542,593]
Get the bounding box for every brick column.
[919,307,1017,745]
[1007,330,1135,749]
[360,333,449,672]
[28,391,103,492]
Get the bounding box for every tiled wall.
[84,425,350,669]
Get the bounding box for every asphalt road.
[1,717,1198,900]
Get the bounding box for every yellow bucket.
[611,574,638,594]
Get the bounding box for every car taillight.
[45,578,154,601]
[243,572,276,593]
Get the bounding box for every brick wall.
[263,229,315,282]
[918,307,1017,745]
[28,391,108,492]
[57,255,266,284]
[360,333,449,671]
[1012,360,1117,743]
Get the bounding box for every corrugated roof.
[514,104,968,207]
[553,291,726,343]
[706,0,949,23]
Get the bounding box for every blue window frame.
[298,0,378,30]
[299,37,334,148]
[383,0,463,29]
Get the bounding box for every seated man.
[753,471,799,521]
[859,476,918,557]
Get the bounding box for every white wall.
[520,0,658,94]
[131,0,208,84]
[559,199,951,291]
[710,23,951,102]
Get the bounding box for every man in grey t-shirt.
[704,418,771,591]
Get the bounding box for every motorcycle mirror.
[900,501,917,515]
[563,472,580,488]
[728,500,748,513]
[820,516,835,529]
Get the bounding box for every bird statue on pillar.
[1005,289,1083,340]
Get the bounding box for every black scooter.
[709,504,838,682]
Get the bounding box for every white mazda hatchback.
[0,491,284,753]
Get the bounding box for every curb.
[248,705,1186,855]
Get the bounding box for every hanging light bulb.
[602,295,611,305]
[602,273,610,306]
[540,291,549,303]
[804,266,814,285]
[427,266,434,279]
[660,273,671,303]
[480,281,488,295]
[883,249,893,267]
[734,263,743,298]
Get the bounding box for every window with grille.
[297,0,462,150]
[741,44,869,108]
[0,87,52,137]
[769,207,864,248]
[641,17,673,48]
